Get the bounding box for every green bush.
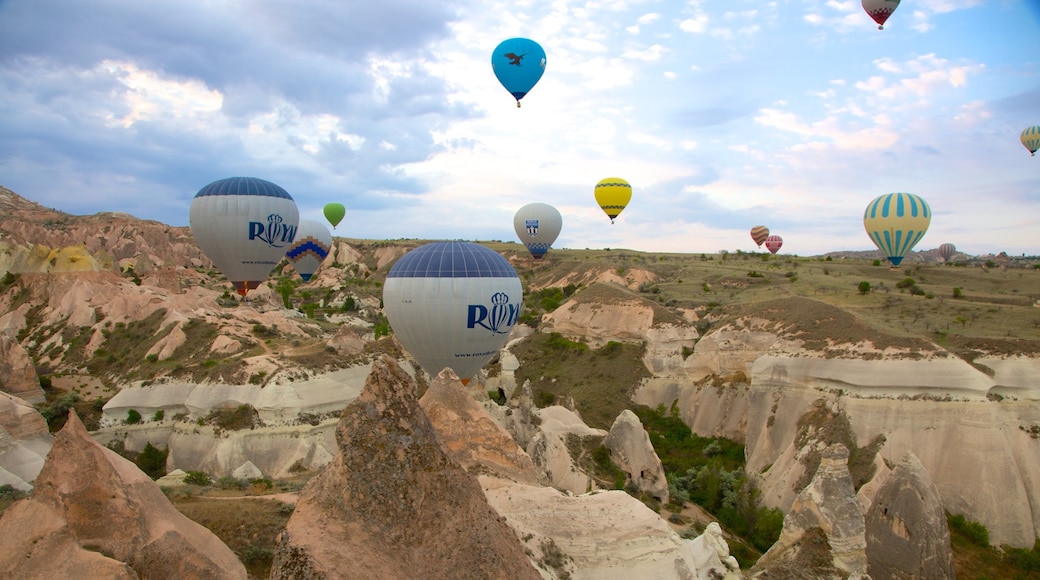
[183,470,211,486]
[152,409,164,422]
[949,513,989,547]
[126,409,142,425]
[857,281,871,294]
[135,442,168,479]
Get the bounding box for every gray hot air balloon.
[513,202,562,259]
[190,177,299,297]
[382,241,522,384]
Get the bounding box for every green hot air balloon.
[323,203,346,230]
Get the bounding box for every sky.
[0,0,1037,257]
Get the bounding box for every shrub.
[949,513,989,547]
[126,409,142,425]
[183,470,211,486]
[952,287,963,298]
[135,442,168,479]
[896,277,916,290]
[872,259,882,266]
[857,281,871,294]
[152,409,164,422]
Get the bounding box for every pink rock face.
[0,411,246,579]
[270,357,541,580]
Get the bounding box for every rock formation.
[0,391,53,490]
[526,405,607,494]
[0,411,246,579]
[481,476,739,579]
[603,408,669,502]
[419,367,543,485]
[0,335,43,403]
[752,444,867,578]
[865,452,954,579]
[269,357,540,580]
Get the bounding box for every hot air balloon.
[190,177,299,297]
[286,219,333,282]
[323,203,346,229]
[764,235,783,255]
[513,203,562,260]
[382,241,523,384]
[750,225,770,248]
[938,243,956,263]
[594,177,632,224]
[1021,126,1040,156]
[863,192,931,267]
[862,0,900,29]
[492,38,546,108]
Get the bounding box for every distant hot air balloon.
[938,243,956,263]
[594,177,632,224]
[1021,126,1040,156]
[750,225,770,248]
[382,241,523,384]
[862,0,900,29]
[190,177,299,297]
[492,38,546,108]
[764,235,783,255]
[513,203,562,260]
[863,192,931,267]
[323,203,346,229]
[286,219,333,282]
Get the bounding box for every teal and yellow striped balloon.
[1021,125,1040,156]
[863,193,931,267]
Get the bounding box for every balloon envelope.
[764,235,783,255]
[190,177,299,296]
[1021,126,1040,156]
[862,0,900,29]
[750,225,770,247]
[492,38,546,107]
[513,203,562,259]
[594,177,632,224]
[382,242,523,382]
[320,204,345,229]
[938,243,956,263]
[286,219,333,282]
[863,192,931,267]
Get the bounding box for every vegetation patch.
[512,331,651,429]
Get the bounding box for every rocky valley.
[0,185,1038,578]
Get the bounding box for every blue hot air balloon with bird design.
[863,193,931,267]
[492,38,546,108]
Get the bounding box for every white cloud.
[99,60,222,129]
[679,14,709,33]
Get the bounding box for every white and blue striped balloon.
[285,219,333,282]
[863,192,931,267]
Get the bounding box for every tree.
[136,442,168,479]
[857,281,871,294]
[126,409,142,425]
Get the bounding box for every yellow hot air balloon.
[594,177,632,224]
[1021,126,1040,156]
[863,192,931,267]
